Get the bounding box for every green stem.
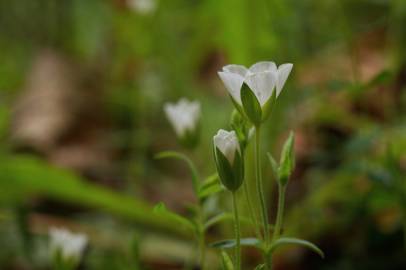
[196,202,206,270]
[402,204,406,252]
[199,231,206,270]
[255,125,271,270]
[243,180,261,239]
[273,183,286,241]
[254,125,270,243]
[232,192,241,270]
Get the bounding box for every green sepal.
[230,96,246,120]
[52,248,78,270]
[269,237,324,258]
[260,90,277,122]
[267,152,279,182]
[221,251,234,270]
[210,238,261,249]
[179,124,200,149]
[240,83,262,126]
[214,147,244,192]
[232,149,244,189]
[278,131,295,186]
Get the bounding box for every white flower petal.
[164,98,200,137]
[213,129,240,164]
[245,71,276,106]
[249,61,277,73]
[223,64,249,77]
[276,63,293,96]
[218,71,244,105]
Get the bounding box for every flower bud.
[278,131,295,185]
[213,129,244,191]
[164,98,201,148]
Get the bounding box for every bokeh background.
[0,0,405,269]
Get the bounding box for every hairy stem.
[254,125,270,269]
[232,192,241,270]
[273,183,286,241]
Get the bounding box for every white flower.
[49,227,87,262]
[164,98,201,138]
[218,61,293,106]
[213,129,240,164]
[128,0,157,15]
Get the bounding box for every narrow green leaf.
[240,83,262,125]
[221,251,234,270]
[198,173,224,199]
[0,155,192,237]
[204,212,233,230]
[210,238,261,249]
[155,151,200,194]
[254,264,265,270]
[204,212,255,231]
[153,202,196,233]
[269,237,324,258]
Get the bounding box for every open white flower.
[213,129,240,164]
[49,227,87,263]
[218,61,293,106]
[164,98,200,138]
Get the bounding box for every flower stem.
[243,180,261,239]
[254,125,271,270]
[254,125,269,242]
[273,183,286,241]
[198,231,206,270]
[196,203,206,270]
[232,191,241,270]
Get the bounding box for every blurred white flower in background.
[218,61,293,106]
[164,98,201,139]
[49,227,87,264]
[128,0,157,15]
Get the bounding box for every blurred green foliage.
[0,0,405,269]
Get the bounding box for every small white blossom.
[164,98,201,138]
[213,129,240,164]
[218,61,293,106]
[49,227,87,263]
